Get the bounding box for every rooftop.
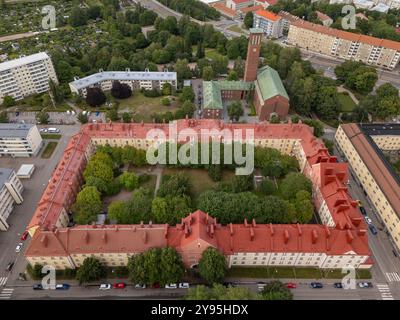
[69,70,177,91]
[0,168,13,186]
[203,81,252,110]
[0,52,49,73]
[254,9,282,21]
[255,65,290,101]
[0,123,34,138]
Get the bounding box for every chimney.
[297,224,302,236]
[164,224,169,238]
[140,221,144,228]
[351,217,362,227]
[244,219,248,228]
[229,223,234,236]
[142,230,148,244]
[252,219,256,228]
[284,230,290,244]
[40,235,48,247]
[148,220,153,228]
[358,229,367,236]
[269,223,274,236]
[250,227,255,241]
[209,224,214,238]
[184,224,190,238]
[311,229,318,244]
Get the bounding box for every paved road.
[0,125,81,294]
[0,31,42,43]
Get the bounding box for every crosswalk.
[0,288,14,300]
[0,277,8,287]
[385,272,400,282]
[377,284,394,300]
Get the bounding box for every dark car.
[55,284,70,290]
[359,207,367,215]
[223,282,237,287]
[369,225,378,235]
[310,282,323,289]
[333,282,343,289]
[33,284,43,290]
[5,262,14,272]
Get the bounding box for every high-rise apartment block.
[0,168,23,231]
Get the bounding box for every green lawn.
[228,25,245,34]
[112,93,179,122]
[41,133,62,140]
[41,142,58,159]
[162,168,235,204]
[338,92,357,112]
[205,48,226,61]
[139,174,157,194]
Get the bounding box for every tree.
[73,186,102,224]
[162,83,172,96]
[198,247,227,284]
[231,174,253,193]
[86,87,106,107]
[196,41,205,59]
[227,101,243,121]
[159,247,185,285]
[161,97,171,106]
[293,190,314,223]
[179,87,195,103]
[202,66,215,81]
[0,111,8,123]
[106,109,120,121]
[158,173,191,197]
[36,111,50,124]
[259,179,275,195]
[70,6,88,27]
[303,119,324,137]
[2,95,15,108]
[77,112,88,124]
[49,79,64,104]
[122,112,132,123]
[111,81,132,99]
[244,12,254,29]
[186,284,259,300]
[280,173,312,200]
[76,257,106,284]
[84,152,114,183]
[208,164,222,182]
[270,114,280,123]
[260,281,293,300]
[175,59,192,82]
[227,70,238,81]
[119,172,139,191]
[234,56,245,78]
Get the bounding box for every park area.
[337,92,357,113]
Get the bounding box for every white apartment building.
[0,168,23,231]
[253,9,284,38]
[0,124,43,157]
[69,70,178,97]
[0,52,58,104]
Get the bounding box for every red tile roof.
[25,119,370,260]
[211,3,237,18]
[254,9,281,21]
[240,5,263,13]
[316,11,332,22]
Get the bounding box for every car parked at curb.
[358,282,373,288]
[5,262,14,272]
[20,231,29,241]
[15,243,23,253]
[333,283,343,289]
[179,283,190,289]
[134,283,146,289]
[285,282,297,289]
[113,282,126,289]
[165,283,177,289]
[364,216,372,225]
[369,225,378,235]
[33,284,43,290]
[55,284,70,290]
[310,282,323,289]
[99,284,111,290]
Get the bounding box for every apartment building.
[226,0,254,12]
[287,19,400,70]
[0,124,43,157]
[316,11,333,27]
[69,70,177,97]
[0,168,23,231]
[253,9,284,38]
[25,119,371,270]
[0,52,58,104]
[335,123,400,254]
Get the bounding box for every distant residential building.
[69,70,177,97]
[0,124,43,157]
[0,52,58,104]
[226,0,254,12]
[211,2,237,18]
[0,168,23,231]
[238,4,264,18]
[287,19,400,70]
[355,12,369,21]
[389,0,400,9]
[371,2,390,12]
[353,0,375,9]
[278,11,301,33]
[255,0,278,8]
[253,9,284,38]
[315,11,333,27]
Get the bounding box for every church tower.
[243,28,263,82]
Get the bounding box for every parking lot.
[7,111,106,125]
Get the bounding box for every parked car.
[369,225,378,235]
[5,262,14,272]
[95,111,100,116]
[113,282,126,289]
[134,283,146,289]
[165,283,177,289]
[358,282,373,288]
[15,243,23,253]
[178,283,190,289]
[20,231,29,241]
[33,284,43,290]
[364,216,372,225]
[310,282,323,289]
[285,282,297,289]
[15,112,20,116]
[152,283,160,289]
[333,283,343,289]
[55,284,70,290]
[39,128,48,133]
[360,207,367,215]
[99,284,111,290]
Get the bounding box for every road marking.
[377,284,394,300]
[385,272,400,282]
[0,288,14,299]
[0,277,8,286]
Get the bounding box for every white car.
[39,128,48,133]
[179,282,190,289]
[165,283,177,289]
[99,283,111,290]
[134,283,146,289]
[364,216,372,225]
[15,243,23,253]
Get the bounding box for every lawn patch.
[41,133,62,140]
[41,141,58,159]
[338,92,357,112]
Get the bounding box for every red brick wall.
[221,90,244,100]
[254,95,289,121]
[203,108,222,119]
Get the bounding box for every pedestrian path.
[0,288,14,299]
[385,272,400,282]
[0,277,8,287]
[376,284,394,300]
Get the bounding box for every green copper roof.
[202,81,252,110]
[255,65,289,101]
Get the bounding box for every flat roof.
[0,52,49,73]
[0,123,34,138]
[69,71,177,91]
[0,168,13,186]
[17,164,35,176]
